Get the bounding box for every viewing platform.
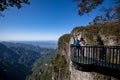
[70,45,120,79]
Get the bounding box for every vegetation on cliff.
[58,34,70,49]
[71,21,120,45]
[26,49,56,80]
[54,53,69,80]
[53,21,120,80]
[0,42,56,80]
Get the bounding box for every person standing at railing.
[80,38,85,46]
[80,38,86,56]
[71,36,80,58]
[73,36,80,46]
[96,35,105,60]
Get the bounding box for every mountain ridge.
[0,42,56,80]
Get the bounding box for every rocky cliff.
[53,21,120,80]
[53,34,70,80]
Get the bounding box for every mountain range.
[0,42,56,80]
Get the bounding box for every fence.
[71,45,120,70]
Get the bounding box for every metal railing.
[71,45,120,70]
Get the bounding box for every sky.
[0,0,115,41]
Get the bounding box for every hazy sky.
[0,0,114,41]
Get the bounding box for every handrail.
[70,44,120,70]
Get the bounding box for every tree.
[91,0,120,25]
[0,0,30,16]
[114,0,120,21]
[74,0,120,22]
[73,0,103,16]
[92,8,115,25]
[93,16,103,24]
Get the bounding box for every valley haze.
[0,40,58,49]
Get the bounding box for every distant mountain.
[0,42,56,80]
[26,49,56,80]
[0,43,19,63]
[2,41,57,49]
[2,41,56,54]
[0,43,29,80]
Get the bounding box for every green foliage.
[0,42,56,80]
[71,26,86,33]
[27,65,53,80]
[74,0,120,23]
[114,0,120,20]
[0,0,30,12]
[0,0,30,16]
[71,21,120,45]
[26,50,56,80]
[92,72,111,80]
[58,34,70,49]
[53,54,69,80]
[40,66,52,80]
[100,22,120,36]
[0,43,30,80]
[73,0,103,16]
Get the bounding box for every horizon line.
[0,40,58,42]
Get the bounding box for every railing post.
[108,46,111,68]
[115,46,118,69]
[95,47,97,65]
[87,46,90,64]
[118,47,120,70]
[92,47,94,64]
[71,45,120,71]
[104,46,107,67]
[112,46,115,68]
[81,46,84,63]
[101,46,105,67]
[77,45,80,63]
[82,48,87,64]
[86,46,88,64]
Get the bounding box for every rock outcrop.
[53,22,120,80]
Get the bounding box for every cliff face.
[54,22,120,80]
[53,34,70,80]
[69,36,118,80]
[71,22,120,45]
